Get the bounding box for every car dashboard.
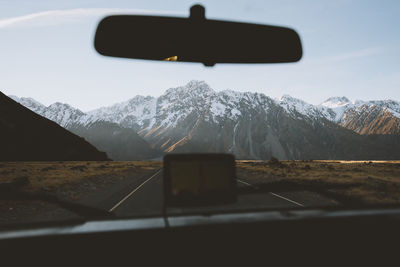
[1,207,399,265]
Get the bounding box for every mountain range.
[8,80,400,160]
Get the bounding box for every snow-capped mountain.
[278,94,335,121]
[9,95,85,128]
[7,80,400,159]
[338,100,400,135]
[86,81,276,129]
[319,96,353,122]
[12,81,399,137]
[9,95,158,160]
[84,81,253,130]
[275,94,400,135]
[43,102,86,128]
[319,97,400,135]
[85,95,157,131]
[9,95,48,115]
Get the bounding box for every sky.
[0,0,399,111]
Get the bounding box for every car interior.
[0,2,399,265]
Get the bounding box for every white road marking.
[269,192,305,207]
[108,169,162,212]
[237,179,254,187]
[237,178,305,207]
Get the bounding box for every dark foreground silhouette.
[0,92,109,161]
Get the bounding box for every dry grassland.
[0,161,161,193]
[236,160,400,205]
[1,160,399,206]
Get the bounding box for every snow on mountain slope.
[319,96,353,122]
[320,96,352,108]
[85,81,277,131]
[316,96,400,134]
[43,102,86,127]
[9,95,47,115]
[85,95,157,131]
[338,100,400,135]
[7,82,400,159]
[10,96,85,127]
[278,94,335,121]
[7,81,400,137]
[319,97,400,121]
[367,100,400,119]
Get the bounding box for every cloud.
[0,8,184,29]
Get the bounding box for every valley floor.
[0,161,161,224]
[0,160,399,226]
[237,160,400,205]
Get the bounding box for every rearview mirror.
[163,154,237,206]
[94,5,302,66]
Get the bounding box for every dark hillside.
[0,92,109,161]
[68,121,161,160]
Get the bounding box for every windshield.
[1,0,400,227]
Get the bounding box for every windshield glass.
[1,0,400,226]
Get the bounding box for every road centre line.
[269,192,305,207]
[237,179,254,187]
[109,172,304,212]
[237,179,305,207]
[109,169,162,212]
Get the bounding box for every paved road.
[108,169,335,217]
[110,169,164,217]
[21,168,334,225]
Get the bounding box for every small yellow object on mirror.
[163,56,178,61]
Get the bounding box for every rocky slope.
[278,95,400,135]
[338,101,400,135]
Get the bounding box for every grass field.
[1,160,399,205]
[236,160,400,205]
[0,161,162,223]
[0,161,161,195]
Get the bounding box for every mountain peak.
[321,96,351,108]
[186,80,208,87]
[163,80,214,98]
[49,102,73,108]
[279,94,304,103]
[278,94,317,117]
[184,80,214,94]
[8,95,46,109]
